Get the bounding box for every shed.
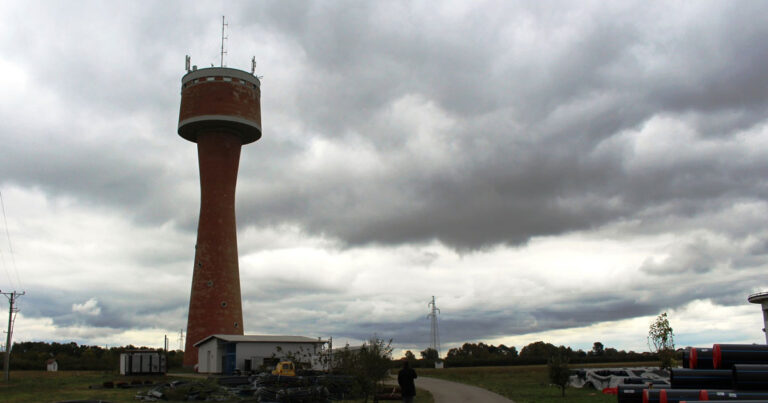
[46,358,58,372]
[194,334,327,374]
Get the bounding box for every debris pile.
[133,374,358,402]
[568,367,669,390]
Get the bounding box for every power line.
[0,235,13,291]
[0,192,21,290]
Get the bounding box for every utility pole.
[179,329,184,351]
[2,290,24,382]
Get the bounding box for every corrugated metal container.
[119,350,166,375]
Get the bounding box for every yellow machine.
[271,361,296,376]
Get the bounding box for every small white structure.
[46,358,58,372]
[119,350,166,375]
[195,334,327,374]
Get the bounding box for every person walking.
[398,360,418,403]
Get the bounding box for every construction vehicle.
[271,361,296,376]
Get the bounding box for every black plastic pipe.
[643,389,708,403]
[681,401,768,403]
[689,347,714,369]
[670,368,732,389]
[713,344,768,369]
[699,389,768,400]
[732,364,768,391]
[618,384,669,403]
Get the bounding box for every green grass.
[418,362,658,403]
[0,370,168,402]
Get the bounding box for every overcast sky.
[1,0,768,357]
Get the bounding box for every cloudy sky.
[1,0,768,357]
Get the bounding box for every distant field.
[418,361,659,403]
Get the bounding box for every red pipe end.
[713,344,721,369]
[660,389,667,403]
[699,389,709,400]
[643,389,649,403]
[690,347,698,369]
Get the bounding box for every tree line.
[1,341,184,371]
[404,340,657,368]
[2,338,663,371]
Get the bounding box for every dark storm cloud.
[226,1,768,252]
[23,288,187,331]
[3,1,768,348]
[3,1,766,253]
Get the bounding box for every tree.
[548,352,571,397]
[648,312,675,370]
[420,348,438,361]
[591,342,604,356]
[497,344,518,358]
[333,337,393,402]
[520,341,559,360]
[404,350,416,362]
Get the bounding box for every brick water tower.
[178,57,261,366]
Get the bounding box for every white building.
[194,334,328,374]
[46,358,58,372]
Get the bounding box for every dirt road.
[415,376,514,403]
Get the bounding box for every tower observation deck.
[178,66,261,367]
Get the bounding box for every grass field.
[0,363,654,402]
[0,371,433,402]
[0,371,163,402]
[418,362,659,403]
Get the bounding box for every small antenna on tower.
[220,16,228,67]
[185,55,191,72]
[251,56,256,74]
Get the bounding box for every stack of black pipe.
[616,344,768,403]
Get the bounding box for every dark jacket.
[397,366,418,397]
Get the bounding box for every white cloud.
[72,298,101,316]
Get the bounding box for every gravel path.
[415,376,514,403]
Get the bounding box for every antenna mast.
[427,296,441,358]
[220,16,228,67]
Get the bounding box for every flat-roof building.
[194,334,327,374]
